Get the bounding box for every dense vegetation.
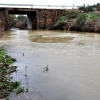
[0,48,25,100]
[9,15,27,29]
[78,3,100,12]
[50,3,100,32]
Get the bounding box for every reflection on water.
[0,29,100,100]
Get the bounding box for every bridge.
[0,3,79,31]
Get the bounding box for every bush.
[64,10,79,19]
[94,20,100,32]
[76,13,87,31]
[85,20,96,32]
[87,13,100,20]
[78,5,96,12]
[54,15,66,26]
[17,15,25,20]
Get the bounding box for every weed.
[26,87,28,92]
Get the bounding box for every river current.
[0,29,100,100]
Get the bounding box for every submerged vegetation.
[0,48,25,99]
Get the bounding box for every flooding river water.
[0,29,100,100]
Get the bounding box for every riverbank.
[49,9,100,33]
[0,29,3,36]
[0,31,3,36]
[49,3,100,33]
[0,48,24,100]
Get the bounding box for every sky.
[0,0,100,6]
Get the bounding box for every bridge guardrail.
[0,3,79,9]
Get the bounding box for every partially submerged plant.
[43,65,49,72]
[15,86,24,94]
[25,65,27,76]
[0,48,26,99]
[26,87,28,92]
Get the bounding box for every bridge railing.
[0,3,80,9]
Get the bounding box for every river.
[0,29,100,100]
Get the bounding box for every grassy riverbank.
[0,48,24,100]
[50,10,100,32]
[50,3,100,32]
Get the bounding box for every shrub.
[85,20,96,32]
[76,13,87,31]
[94,20,100,32]
[64,10,79,19]
[54,15,66,27]
[87,13,99,20]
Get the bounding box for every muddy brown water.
[0,29,100,100]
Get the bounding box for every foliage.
[94,19,100,32]
[78,3,100,12]
[17,15,26,20]
[0,48,24,100]
[64,10,79,19]
[87,13,100,20]
[55,15,66,26]
[54,15,66,28]
[15,15,27,29]
[75,12,100,32]
[78,5,94,12]
[9,15,17,20]
[51,10,79,30]
[48,2,100,32]
[9,15,17,28]
[76,13,87,31]
[85,20,96,32]
[9,15,26,21]
[0,48,16,64]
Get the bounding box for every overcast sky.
[0,0,100,6]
